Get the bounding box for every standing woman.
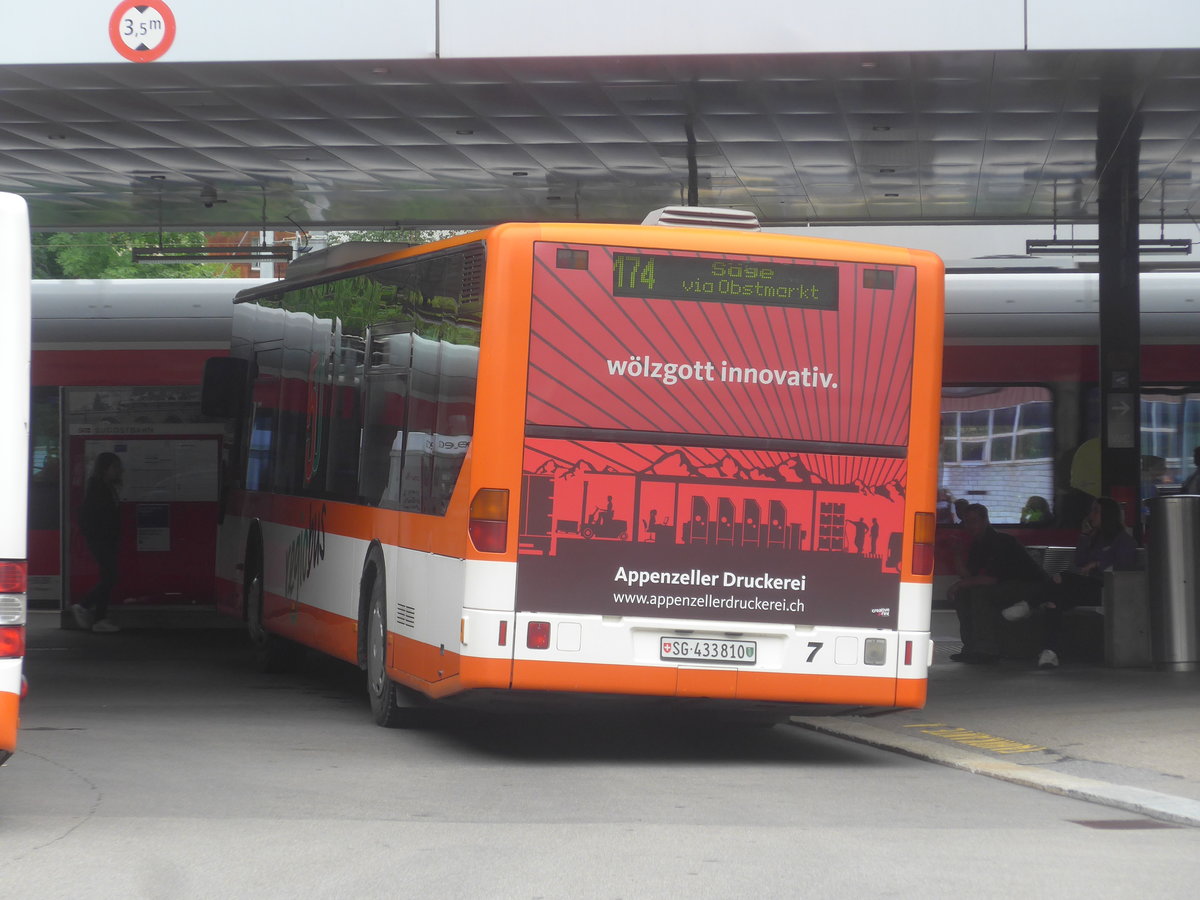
[71,452,123,633]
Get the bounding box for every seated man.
[948,503,1048,663]
[1011,495,1138,669]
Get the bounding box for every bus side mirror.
[201,357,248,418]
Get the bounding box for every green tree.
[32,231,232,279]
[326,228,461,246]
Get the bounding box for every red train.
[27,268,1200,607]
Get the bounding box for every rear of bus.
[470,212,943,711]
[0,193,31,764]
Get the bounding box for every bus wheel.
[365,576,422,728]
[246,572,295,673]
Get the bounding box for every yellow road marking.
[904,723,1047,755]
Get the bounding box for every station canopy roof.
[4,49,1200,233]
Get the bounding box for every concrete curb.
[790,716,1200,828]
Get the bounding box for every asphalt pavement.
[792,610,1200,827]
[13,607,1200,827]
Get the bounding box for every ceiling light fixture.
[1028,179,1192,255]
[133,246,294,264]
[1025,238,1192,256]
[132,180,293,265]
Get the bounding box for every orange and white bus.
[203,207,944,725]
[1,193,31,763]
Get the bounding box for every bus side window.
[323,333,364,503]
[360,331,412,509]
[430,341,478,516]
[247,350,281,493]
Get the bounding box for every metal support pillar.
[1096,86,1142,532]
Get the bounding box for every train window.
[1017,430,1055,459]
[28,386,61,533]
[1143,396,1183,462]
[1084,386,1200,488]
[1018,400,1052,431]
[1138,388,1200,488]
[940,386,1054,524]
[990,435,1013,462]
[961,439,986,462]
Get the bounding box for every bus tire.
[365,573,423,728]
[246,570,296,674]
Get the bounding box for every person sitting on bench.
[1005,496,1137,669]
[948,503,1049,664]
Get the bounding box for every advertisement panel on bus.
[518,242,916,632]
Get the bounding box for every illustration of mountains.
[696,454,751,479]
[852,477,903,500]
[753,456,827,483]
[534,458,598,480]
[644,449,702,477]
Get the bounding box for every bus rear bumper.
[397,610,930,711]
[507,658,921,708]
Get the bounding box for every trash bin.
[1147,495,1200,672]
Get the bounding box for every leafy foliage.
[32,231,230,279]
[327,228,458,246]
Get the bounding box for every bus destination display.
[612,252,838,310]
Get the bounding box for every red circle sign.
[109,0,177,63]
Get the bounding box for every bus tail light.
[469,489,509,553]
[911,512,935,575]
[0,626,24,659]
[527,621,550,650]
[904,640,913,666]
[0,560,26,594]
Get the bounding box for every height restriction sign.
[109,1,176,62]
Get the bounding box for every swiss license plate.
[660,637,757,665]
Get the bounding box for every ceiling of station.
[3,49,1200,232]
